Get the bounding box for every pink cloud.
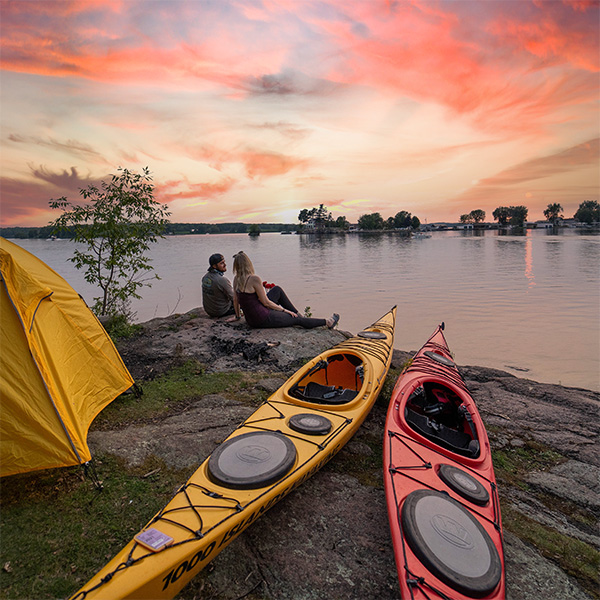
[0,1,288,91]
[8,134,105,162]
[0,164,102,226]
[0,177,59,226]
[307,1,599,134]
[2,0,596,135]
[487,6,599,72]
[29,165,97,190]
[1,1,598,227]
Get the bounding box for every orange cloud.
[448,138,599,216]
[477,138,599,186]
[155,177,236,204]
[179,144,310,179]
[241,150,308,178]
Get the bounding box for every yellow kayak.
[70,307,396,600]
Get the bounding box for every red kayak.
[384,324,505,600]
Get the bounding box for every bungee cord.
[387,431,501,529]
[386,431,497,600]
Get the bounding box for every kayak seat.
[405,408,479,458]
[298,382,358,404]
[288,354,363,404]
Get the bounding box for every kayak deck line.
[242,399,354,447]
[73,402,358,598]
[70,306,396,600]
[386,430,502,531]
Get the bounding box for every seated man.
[202,253,235,317]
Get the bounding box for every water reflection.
[12,229,599,391]
[544,238,563,267]
[356,232,387,248]
[577,237,600,279]
[459,229,485,237]
[498,227,527,236]
[524,231,536,289]
[299,233,347,250]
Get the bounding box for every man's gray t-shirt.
[202,270,234,317]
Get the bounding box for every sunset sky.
[1,0,598,227]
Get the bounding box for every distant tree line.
[3,200,598,241]
[1,221,296,239]
[0,225,58,239]
[356,211,421,230]
[297,205,421,231]
[460,209,486,224]
[298,204,349,231]
[458,201,599,228]
[573,200,600,225]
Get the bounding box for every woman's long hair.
[233,251,255,291]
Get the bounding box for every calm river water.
[11,229,600,392]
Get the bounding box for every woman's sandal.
[328,313,340,329]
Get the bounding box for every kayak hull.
[70,307,396,600]
[383,324,505,600]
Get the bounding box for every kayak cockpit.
[288,352,365,405]
[404,382,480,458]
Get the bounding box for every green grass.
[376,365,401,409]
[0,454,193,600]
[501,502,599,599]
[492,439,599,598]
[93,361,269,429]
[104,314,143,340]
[0,363,276,600]
[492,439,566,489]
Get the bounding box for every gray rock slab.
[527,460,600,511]
[88,394,253,469]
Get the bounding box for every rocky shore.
[90,308,599,600]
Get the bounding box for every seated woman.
[232,251,339,329]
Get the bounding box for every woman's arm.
[232,276,241,319]
[251,276,296,316]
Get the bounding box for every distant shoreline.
[2,221,598,240]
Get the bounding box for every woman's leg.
[267,286,299,314]
[265,310,326,329]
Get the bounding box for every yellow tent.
[0,237,135,477]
